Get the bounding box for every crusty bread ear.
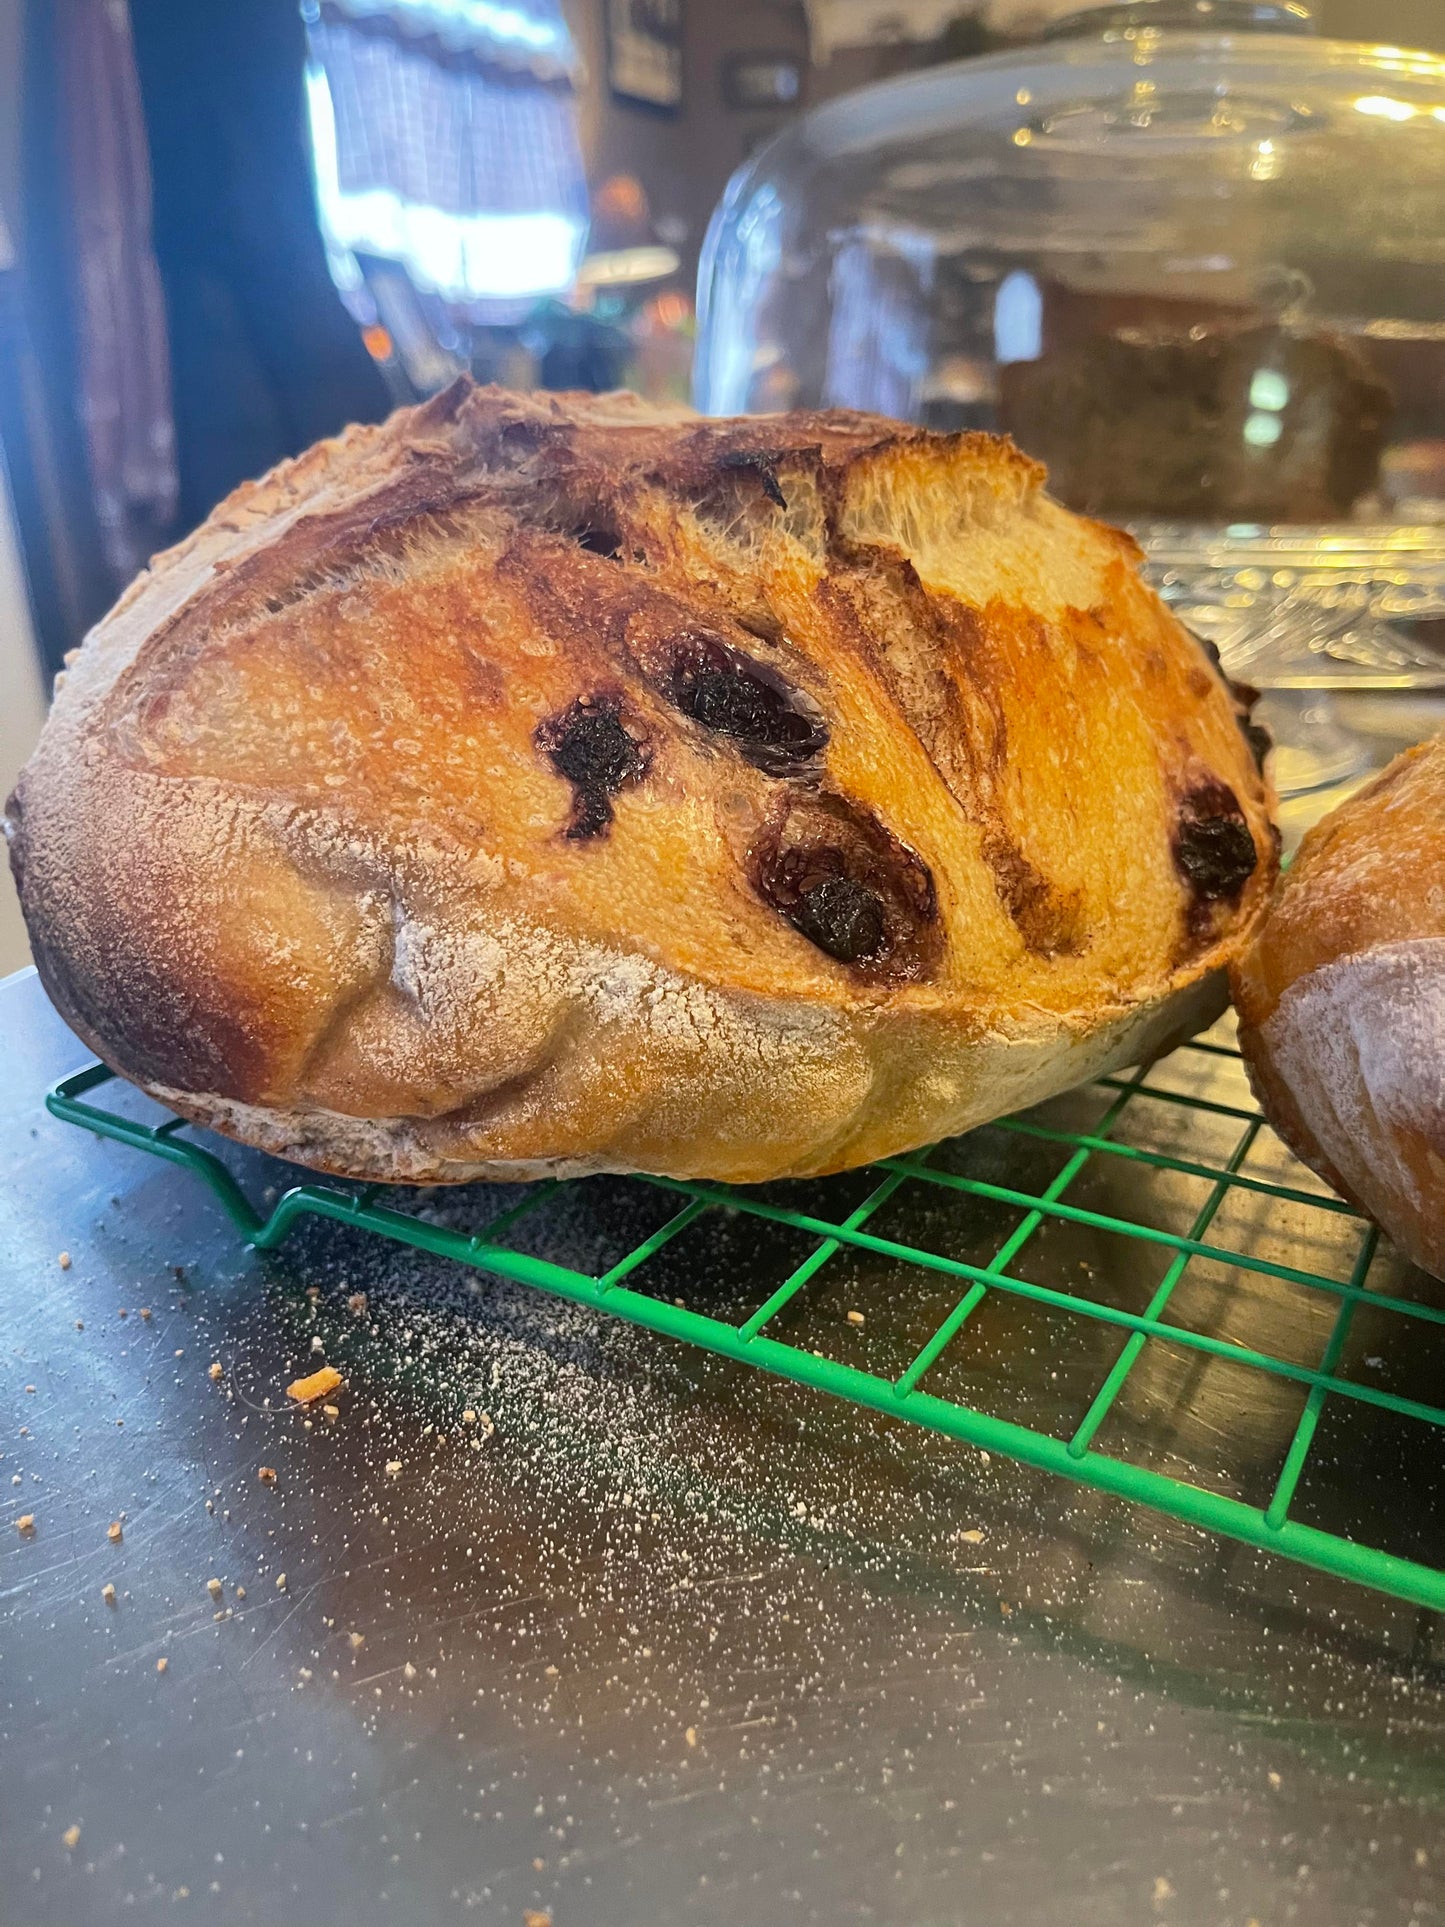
[7,382,1276,1184]
[1232,738,1445,1278]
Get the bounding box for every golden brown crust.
[8,382,1276,1183]
[1232,738,1445,1276]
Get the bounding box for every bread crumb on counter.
[524,1912,552,1927]
[61,1824,80,1850]
[16,1514,35,1534]
[258,1465,277,1484]
[347,1293,368,1316]
[156,1657,168,1674]
[107,1520,123,1543]
[207,1576,223,1599]
[58,1252,71,1270]
[101,1582,117,1605]
[846,1309,865,1326]
[287,1365,343,1405]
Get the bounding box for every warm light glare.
[575,245,681,288]
[1353,95,1418,121]
[649,290,691,329]
[1249,138,1280,182]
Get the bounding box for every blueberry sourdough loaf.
[6,382,1277,1183]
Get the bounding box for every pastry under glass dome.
[694,0,1445,792]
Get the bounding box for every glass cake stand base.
[1137,523,1445,799]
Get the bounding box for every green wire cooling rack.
[47,1035,1445,1613]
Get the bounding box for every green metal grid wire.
[45,1039,1445,1612]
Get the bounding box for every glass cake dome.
[695,0,1445,792]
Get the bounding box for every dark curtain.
[9,3,120,672]
[8,0,392,668]
[127,0,389,534]
[55,0,177,585]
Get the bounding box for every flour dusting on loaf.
[8,381,1275,1182]
[1262,942,1445,1210]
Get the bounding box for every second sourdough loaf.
[1233,738,1445,1279]
[7,382,1276,1182]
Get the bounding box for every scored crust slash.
[4,381,1275,1186]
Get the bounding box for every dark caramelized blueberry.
[793,875,887,963]
[1184,625,1272,775]
[1242,716,1272,774]
[665,632,827,775]
[719,448,789,508]
[564,785,616,840]
[1176,814,1258,898]
[535,696,650,840]
[749,791,940,979]
[542,700,641,793]
[1189,628,1226,675]
[1224,674,1272,774]
[1173,781,1257,902]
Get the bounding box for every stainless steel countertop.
[4,945,1445,1927]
